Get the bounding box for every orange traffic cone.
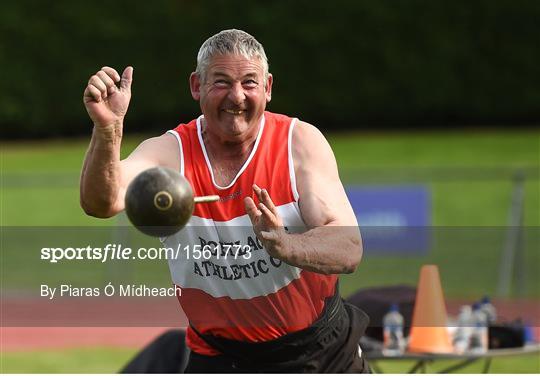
[407,265,454,353]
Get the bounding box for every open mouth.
[223,109,246,115]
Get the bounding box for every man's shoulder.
[264,112,319,132]
[291,120,332,160]
[263,112,328,147]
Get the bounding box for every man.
[81,29,369,373]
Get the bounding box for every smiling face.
[190,54,273,142]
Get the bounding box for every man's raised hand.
[244,184,289,259]
[83,66,133,128]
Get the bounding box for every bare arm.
[80,66,179,217]
[245,121,362,274]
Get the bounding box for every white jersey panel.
[162,201,306,300]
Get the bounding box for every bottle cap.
[390,303,399,312]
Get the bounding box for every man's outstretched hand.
[244,184,289,260]
[83,66,133,128]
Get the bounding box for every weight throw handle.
[194,195,220,204]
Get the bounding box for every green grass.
[0,347,137,373]
[329,130,539,167]
[1,137,145,226]
[373,353,540,373]
[1,347,538,373]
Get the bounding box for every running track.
[1,297,538,351]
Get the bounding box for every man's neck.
[201,118,261,186]
[201,119,260,162]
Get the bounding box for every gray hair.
[195,29,269,82]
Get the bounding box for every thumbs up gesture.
[83,66,133,128]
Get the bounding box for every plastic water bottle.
[524,323,535,345]
[480,296,497,324]
[453,305,473,354]
[470,302,488,353]
[383,304,405,355]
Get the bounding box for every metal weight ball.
[124,167,218,237]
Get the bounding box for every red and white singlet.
[162,111,338,355]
